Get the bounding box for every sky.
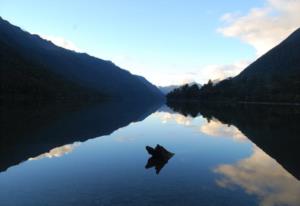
[1,0,300,86]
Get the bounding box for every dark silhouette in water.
[167,101,300,180]
[145,144,174,174]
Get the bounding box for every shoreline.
[166,98,300,106]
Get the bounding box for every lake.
[0,101,300,206]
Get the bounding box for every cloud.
[197,0,300,85]
[195,60,251,83]
[155,0,300,85]
[150,60,251,86]
[218,0,300,56]
[214,146,300,206]
[167,60,251,85]
[200,118,247,142]
[40,34,81,52]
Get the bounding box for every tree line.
[167,75,300,103]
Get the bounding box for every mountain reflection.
[0,100,162,172]
[214,146,300,206]
[166,101,300,206]
[167,101,300,180]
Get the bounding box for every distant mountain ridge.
[159,85,180,95]
[0,17,164,103]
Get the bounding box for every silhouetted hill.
[0,17,164,104]
[168,28,300,103]
[236,28,300,81]
[230,28,300,102]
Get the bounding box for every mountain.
[0,17,164,104]
[168,28,300,103]
[230,28,300,102]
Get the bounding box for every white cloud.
[157,60,251,86]
[218,0,300,56]
[40,35,81,52]
[195,60,251,83]
[193,0,300,85]
[142,60,251,86]
[148,0,300,86]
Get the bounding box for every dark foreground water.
[0,102,300,206]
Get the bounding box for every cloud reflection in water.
[158,110,300,206]
[200,118,247,142]
[157,112,246,142]
[214,146,300,206]
[158,112,193,126]
[29,142,80,161]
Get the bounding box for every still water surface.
[0,104,299,206]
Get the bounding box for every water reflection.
[157,112,193,126]
[145,144,174,174]
[0,100,162,172]
[167,101,300,206]
[200,118,247,142]
[29,142,80,161]
[167,101,300,180]
[157,110,247,142]
[214,146,300,206]
[1,100,300,206]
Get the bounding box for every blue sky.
[1,0,299,85]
